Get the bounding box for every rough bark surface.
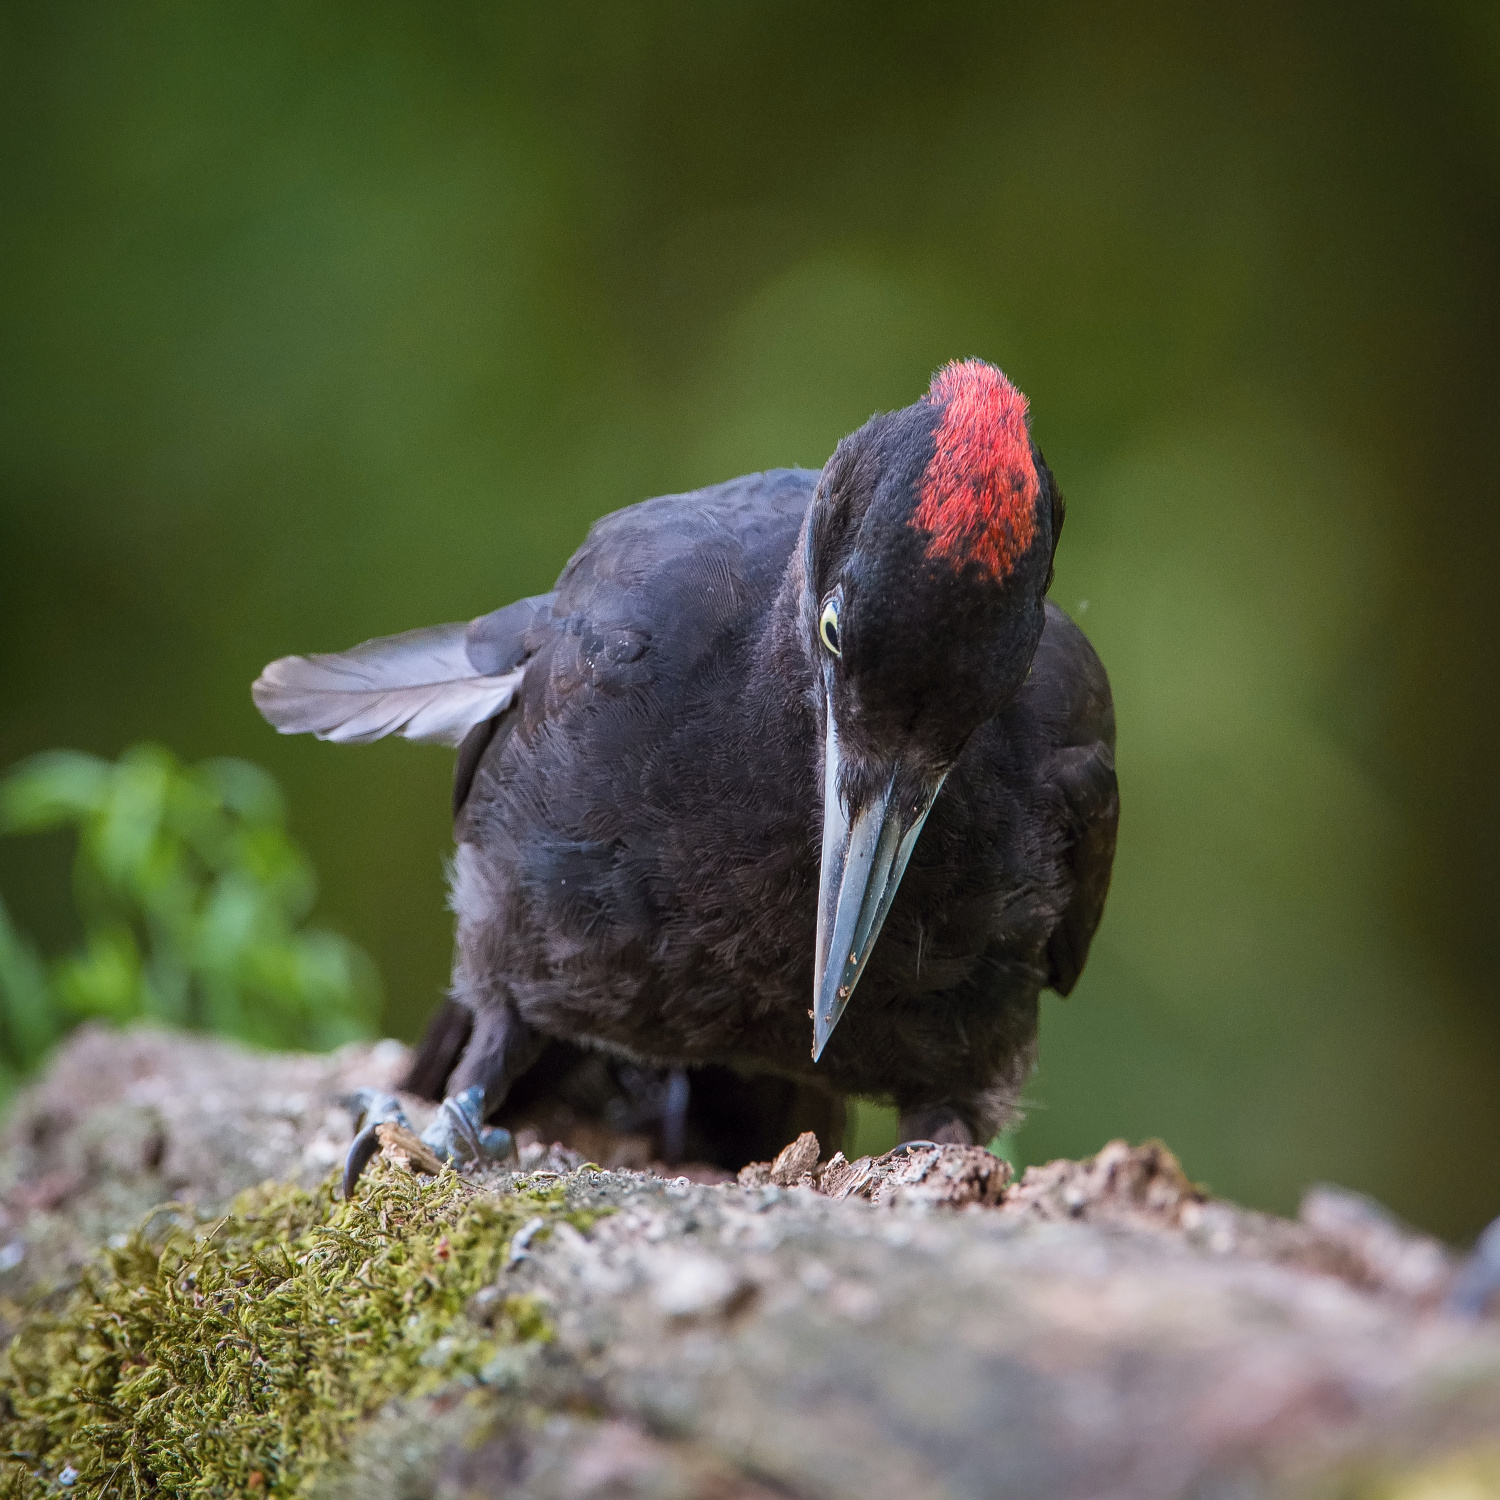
[3,1026,1499,1499]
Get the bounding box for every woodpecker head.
[802,359,1062,1058]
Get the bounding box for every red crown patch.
[909,360,1039,582]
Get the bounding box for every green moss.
[0,1165,593,1497]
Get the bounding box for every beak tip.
[811,713,949,1076]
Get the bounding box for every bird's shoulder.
[1019,602,1116,756]
[519,468,816,709]
[1023,602,1119,994]
[551,467,817,629]
[963,602,1117,994]
[973,603,1114,781]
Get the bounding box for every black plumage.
[255,360,1118,1164]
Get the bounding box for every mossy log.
[1,1026,1498,1499]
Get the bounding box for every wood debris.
[376,1121,444,1176]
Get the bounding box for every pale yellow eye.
[819,597,841,657]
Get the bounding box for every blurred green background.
[2,3,1497,1238]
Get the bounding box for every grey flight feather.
[252,622,525,747]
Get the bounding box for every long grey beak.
[812,702,947,1061]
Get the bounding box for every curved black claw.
[1447,1213,1500,1318]
[341,1089,412,1200]
[341,1124,384,1201]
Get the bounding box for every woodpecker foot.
[341,1085,515,1199]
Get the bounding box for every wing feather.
[252,623,524,747]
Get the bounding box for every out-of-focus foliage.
[0,746,377,1086]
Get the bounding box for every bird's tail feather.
[252,622,524,747]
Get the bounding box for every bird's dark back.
[545,467,819,707]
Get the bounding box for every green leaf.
[0,750,110,833]
[90,745,174,891]
[196,757,286,828]
[53,924,147,1023]
[0,743,381,1075]
[0,894,59,1068]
